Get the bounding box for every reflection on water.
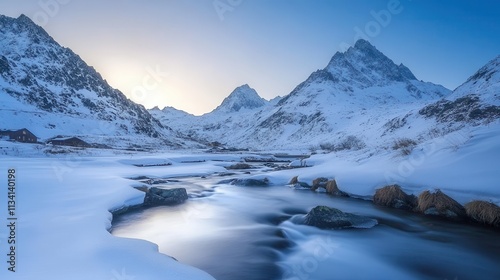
[112,174,500,280]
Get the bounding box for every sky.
[0,0,499,115]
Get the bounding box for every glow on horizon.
[0,0,499,115]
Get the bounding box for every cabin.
[48,137,92,148]
[0,128,38,143]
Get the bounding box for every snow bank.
[0,156,217,280]
[265,122,500,205]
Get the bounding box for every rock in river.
[144,187,188,206]
[303,206,378,229]
[232,178,270,187]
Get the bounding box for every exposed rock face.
[144,187,188,206]
[419,95,500,124]
[373,184,417,210]
[464,200,500,228]
[325,180,348,197]
[303,206,377,229]
[416,190,466,220]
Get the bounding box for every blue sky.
[0,0,499,115]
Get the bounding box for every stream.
[112,171,500,280]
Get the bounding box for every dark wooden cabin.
[48,137,91,148]
[0,128,38,143]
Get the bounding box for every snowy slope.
[153,39,452,151]
[411,56,500,133]
[0,14,194,149]
[451,55,500,104]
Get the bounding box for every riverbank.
[1,137,499,279]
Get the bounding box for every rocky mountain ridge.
[0,14,193,149]
[153,39,496,152]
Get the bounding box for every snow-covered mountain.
[212,84,267,113]
[0,14,193,149]
[416,56,500,129]
[153,39,456,151]
[452,55,500,103]
[2,13,497,153]
[150,84,276,148]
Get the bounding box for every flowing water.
[112,172,500,280]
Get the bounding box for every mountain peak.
[212,84,267,113]
[17,14,34,23]
[1,14,55,46]
[324,39,417,87]
[353,39,376,51]
[0,13,176,143]
[0,14,38,30]
[237,84,251,90]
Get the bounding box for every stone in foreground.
[303,206,378,229]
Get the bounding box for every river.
[112,171,500,280]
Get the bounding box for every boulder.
[325,180,348,197]
[311,177,329,191]
[218,172,237,177]
[303,206,378,229]
[291,182,312,190]
[373,184,417,210]
[227,163,252,170]
[144,187,188,206]
[232,177,270,187]
[416,189,466,220]
[288,176,299,185]
[464,200,500,227]
[288,176,311,189]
